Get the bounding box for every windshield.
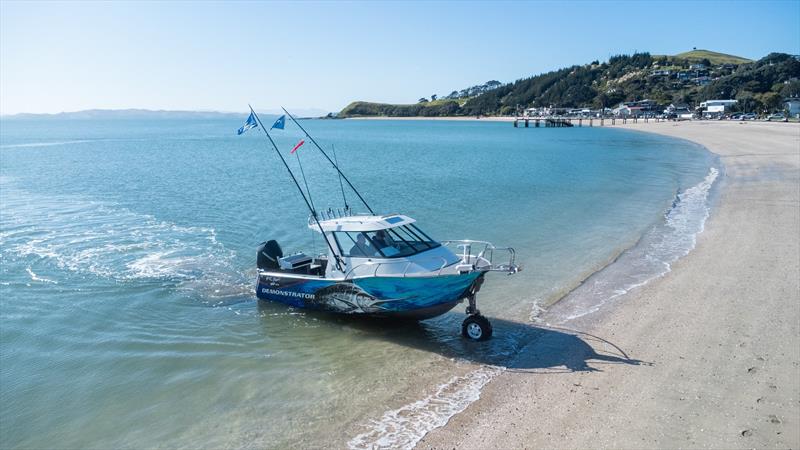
[333,224,440,258]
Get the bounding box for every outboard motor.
[257,240,283,271]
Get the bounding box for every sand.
[416,121,800,449]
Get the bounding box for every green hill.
[339,51,798,117]
[339,99,462,117]
[672,49,753,65]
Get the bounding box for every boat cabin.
[257,214,461,279]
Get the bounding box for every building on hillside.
[699,99,737,118]
[785,98,800,118]
[650,69,672,77]
[694,76,712,86]
[689,63,707,70]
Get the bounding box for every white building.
[700,99,737,116]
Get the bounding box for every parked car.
[767,113,788,122]
[741,113,757,120]
[729,113,742,120]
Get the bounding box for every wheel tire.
[461,315,492,341]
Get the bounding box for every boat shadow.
[262,303,647,373]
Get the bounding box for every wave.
[25,267,58,284]
[348,365,503,450]
[1,180,253,302]
[543,167,719,323]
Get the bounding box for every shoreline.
[417,120,800,448]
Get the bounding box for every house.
[665,103,693,119]
[613,103,648,117]
[613,104,631,117]
[694,76,712,86]
[689,63,707,70]
[785,98,800,118]
[699,99,737,117]
[632,99,660,112]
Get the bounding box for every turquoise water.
[0,118,715,448]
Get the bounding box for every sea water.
[0,117,716,448]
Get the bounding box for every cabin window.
[332,225,439,259]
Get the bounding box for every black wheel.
[461,314,492,341]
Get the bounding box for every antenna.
[331,144,348,210]
[281,107,374,214]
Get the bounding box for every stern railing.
[440,240,520,274]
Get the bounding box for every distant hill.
[2,109,241,120]
[2,108,330,120]
[339,51,799,117]
[672,49,753,65]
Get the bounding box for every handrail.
[441,239,518,273]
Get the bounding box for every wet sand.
[418,121,800,449]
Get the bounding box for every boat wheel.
[461,314,492,341]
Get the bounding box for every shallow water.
[0,117,715,448]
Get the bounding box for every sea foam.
[0,180,251,301]
[348,365,503,450]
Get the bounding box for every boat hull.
[255,272,482,320]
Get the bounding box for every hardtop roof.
[311,214,416,232]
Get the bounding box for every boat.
[241,106,520,340]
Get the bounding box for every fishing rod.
[248,105,343,271]
[293,144,316,214]
[293,145,319,255]
[331,144,349,212]
[281,107,374,214]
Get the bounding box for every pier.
[514,115,668,128]
[513,117,573,128]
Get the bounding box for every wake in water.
[0,180,253,302]
[0,140,96,149]
[546,167,719,323]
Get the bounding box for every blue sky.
[1,0,798,115]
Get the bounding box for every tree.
[418,97,429,103]
[431,94,437,101]
[759,92,783,112]
[780,80,800,98]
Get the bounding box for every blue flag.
[237,112,258,135]
[271,115,286,130]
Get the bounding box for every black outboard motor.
[257,240,283,271]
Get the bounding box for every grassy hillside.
[673,49,753,65]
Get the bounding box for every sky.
[1,0,798,115]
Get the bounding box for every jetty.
[513,115,668,128]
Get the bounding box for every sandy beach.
[415,121,800,449]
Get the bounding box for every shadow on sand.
[256,301,648,373]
